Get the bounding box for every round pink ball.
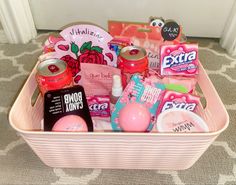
[52,115,88,132]
[118,102,151,132]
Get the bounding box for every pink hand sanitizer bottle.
[110,75,123,112]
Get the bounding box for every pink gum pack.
[157,90,200,115]
[160,43,198,76]
[87,95,110,118]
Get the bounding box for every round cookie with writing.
[161,21,180,41]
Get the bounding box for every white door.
[29,0,235,38]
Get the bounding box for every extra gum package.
[87,95,110,118]
[157,90,200,115]
[160,43,198,76]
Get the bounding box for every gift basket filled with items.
[9,17,229,170]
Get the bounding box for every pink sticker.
[160,44,198,76]
[87,95,110,117]
[157,90,200,114]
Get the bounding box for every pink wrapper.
[157,90,200,115]
[87,95,110,117]
[160,43,198,76]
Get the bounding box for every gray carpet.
[0,33,236,185]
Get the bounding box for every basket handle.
[197,61,229,131]
[197,62,222,110]
[31,87,40,106]
[9,61,44,131]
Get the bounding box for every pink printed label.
[53,25,117,84]
[158,90,200,114]
[87,96,110,117]
[160,44,198,76]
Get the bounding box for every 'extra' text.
[162,51,197,68]
[89,103,108,111]
[162,101,197,112]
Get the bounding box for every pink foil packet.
[108,37,132,55]
[87,95,110,117]
[80,63,121,96]
[43,35,64,53]
[157,90,200,115]
[160,43,198,76]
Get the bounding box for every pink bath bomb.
[52,115,88,132]
[118,102,151,132]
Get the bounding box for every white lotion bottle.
[110,75,123,112]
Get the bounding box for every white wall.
[29,0,235,38]
[0,20,8,43]
[0,21,3,30]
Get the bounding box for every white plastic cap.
[112,75,123,97]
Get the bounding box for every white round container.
[156,109,209,133]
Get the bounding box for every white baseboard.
[0,29,8,43]
[220,0,236,56]
[0,0,37,43]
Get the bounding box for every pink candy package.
[160,43,198,76]
[157,90,200,115]
[87,95,110,117]
[43,35,64,53]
